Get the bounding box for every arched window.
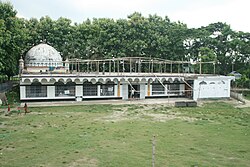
[26,81,47,97]
[83,81,97,96]
[55,81,75,97]
[210,82,215,84]
[100,81,115,96]
[168,84,180,95]
[152,81,165,95]
[199,81,207,85]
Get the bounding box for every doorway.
[128,84,140,99]
[185,81,193,99]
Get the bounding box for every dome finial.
[42,38,47,44]
[19,55,23,61]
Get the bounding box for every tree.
[198,47,216,73]
[0,1,28,79]
[1,1,249,87]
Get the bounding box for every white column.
[139,83,146,99]
[20,86,26,99]
[65,58,69,71]
[145,83,148,97]
[226,79,231,97]
[75,85,83,96]
[165,84,168,95]
[121,83,128,100]
[114,85,118,97]
[120,84,123,97]
[193,79,199,101]
[75,85,83,101]
[97,85,101,97]
[47,86,55,98]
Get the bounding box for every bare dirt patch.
[236,99,250,108]
[146,113,198,122]
[98,105,198,122]
[69,157,98,167]
[198,98,250,108]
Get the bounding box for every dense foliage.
[0,1,249,87]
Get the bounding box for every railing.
[0,80,19,93]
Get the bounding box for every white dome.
[25,43,62,67]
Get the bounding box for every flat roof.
[21,72,217,78]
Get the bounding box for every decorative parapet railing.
[22,57,216,75]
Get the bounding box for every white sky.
[9,0,250,32]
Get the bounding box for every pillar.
[121,82,128,100]
[117,81,120,97]
[147,80,151,96]
[140,83,146,99]
[65,58,69,72]
[226,79,231,98]
[75,85,83,101]
[47,86,55,98]
[192,79,199,101]
[97,85,101,96]
[19,57,24,76]
[20,86,26,99]
[165,84,168,95]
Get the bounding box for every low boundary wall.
[230,91,245,104]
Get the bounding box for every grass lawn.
[0,102,249,167]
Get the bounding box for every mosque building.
[19,43,234,101]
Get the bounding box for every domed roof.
[25,43,62,67]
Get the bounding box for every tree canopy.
[0,1,249,87]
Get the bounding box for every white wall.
[20,75,233,101]
[114,85,118,97]
[75,85,83,97]
[140,83,146,99]
[47,86,55,98]
[193,76,234,100]
[20,86,26,99]
[121,83,128,100]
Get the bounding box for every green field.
[0,102,249,167]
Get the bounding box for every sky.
[8,0,250,32]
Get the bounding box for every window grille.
[152,84,165,95]
[168,84,180,94]
[100,84,114,96]
[55,81,75,97]
[83,82,98,96]
[26,82,47,97]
